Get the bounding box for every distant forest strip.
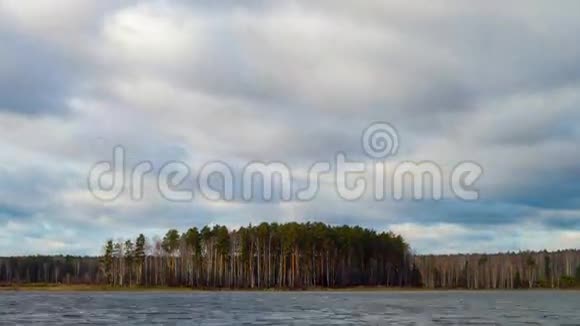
[1,222,579,289]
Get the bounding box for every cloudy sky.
[1,0,580,255]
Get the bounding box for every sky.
[1,0,580,255]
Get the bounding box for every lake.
[0,291,578,325]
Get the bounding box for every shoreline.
[2,284,579,292]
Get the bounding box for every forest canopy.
[1,222,580,290]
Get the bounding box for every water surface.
[1,290,578,325]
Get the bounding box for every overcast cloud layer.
[1,0,580,255]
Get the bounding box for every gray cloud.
[0,31,72,115]
[0,1,579,254]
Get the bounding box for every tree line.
[415,250,580,289]
[1,222,579,289]
[99,222,415,288]
[0,222,414,288]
